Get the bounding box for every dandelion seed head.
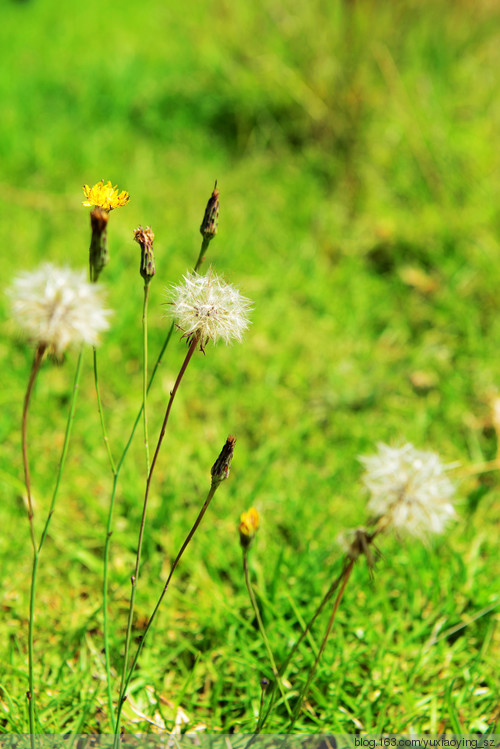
[9,264,112,356]
[167,269,251,346]
[360,442,456,538]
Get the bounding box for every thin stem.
[288,559,355,729]
[101,302,175,734]
[21,344,45,744]
[27,554,39,745]
[115,335,199,737]
[142,284,151,476]
[243,551,292,719]
[103,237,208,732]
[116,480,218,732]
[115,235,209,472]
[93,347,116,475]
[23,346,83,743]
[22,345,46,552]
[194,236,210,273]
[254,558,351,734]
[38,350,83,552]
[103,470,119,732]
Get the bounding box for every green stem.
[103,237,209,732]
[194,236,210,273]
[288,559,354,729]
[22,345,45,745]
[38,351,83,551]
[22,345,46,553]
[116,480,218,733]
[115,335,199,737]
[254,557,351,734]
[103,471,118,732]
[243,550,292,719]
[23,346,83,742]
[142,284,151,475]
[115,234,209,472]
[93,348,116,475]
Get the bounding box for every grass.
[0,0,499,734]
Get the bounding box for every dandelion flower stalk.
[22,344,45,744]
[88,207,109,283]
[94,344,118,728]
[255,554,354,734]
[115,273,249,734]
[142,286,150,473]
[287,442,456,727]
[115,333,199,739]
[22,344,46,552]
[239,509,292,721]
[26,351,84,740]
[288,558,355,729]
[134,225,156,474]
[101,190,217,731]
[111,184,220,476]
[10,263,109,739]
[114,436,236,741]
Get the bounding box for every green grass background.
[0,0,499,734]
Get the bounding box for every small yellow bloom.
[239,507,259,548]
[82,179,130,212]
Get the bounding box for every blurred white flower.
[9,263,111,356]
[360,442,456,537]
[167,269,251,346]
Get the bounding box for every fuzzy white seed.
[9,263,112,356]
[360,442,456,538]
[167,269,251,346]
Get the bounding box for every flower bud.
[89,207,109,283]
[239,507,259,549]
[134,226,156,284]
[200,181,219,240]
[211,435,236,487]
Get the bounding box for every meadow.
[0,0,499,735]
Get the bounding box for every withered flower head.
[134,226,156,284]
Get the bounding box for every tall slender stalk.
[102,236,209,730]
[22,344,45,744]
[114,335,199,737]
[114,232,209,470]
[142,283,151,475]
[22,345,46,553]
[93,348,116,475]
[249,558,349,736]
[22,346,83,742]
[243,550,292,718]
[115,481,218,737]
[288,559,355,729]
[255,529,379,734]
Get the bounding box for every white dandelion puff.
[9,263,112,356]
[360,442,457,538]
[167,268,251,346]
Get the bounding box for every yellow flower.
[82,179,130,212]
[239,507,259,548]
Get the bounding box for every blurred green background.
[0,0,499,734]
